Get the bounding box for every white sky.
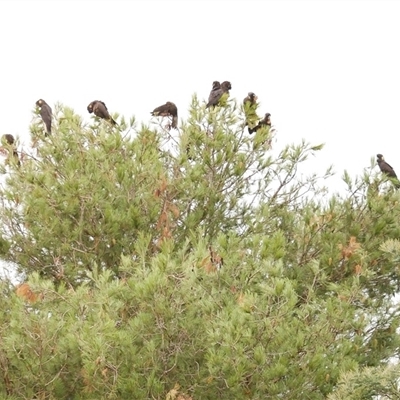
[1,0,400,193]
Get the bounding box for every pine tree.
[0,98,399,398]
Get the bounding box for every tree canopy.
[0,97,399,399]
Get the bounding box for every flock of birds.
[32,80,273,136]
[0,80,274,166]
[0,82,397,191]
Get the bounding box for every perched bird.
[36,99,52,135]
[248,112,271,134]
[243,92,259,129]
[1,134,20,166]
[87,100,117,125]
[206,80,232,108]
[243,92,258,107]
[150,101,178,130]
[206,81,221,108]
[377,154,400,188]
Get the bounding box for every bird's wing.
[385,163,397,178]
[151,104,169,116]
[99,101,108,110]
[207,88,223,107]
[40,104,52,133]
[41,104,52,118]
[94,102,110,119]
[385,161,395,171]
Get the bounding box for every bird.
[243,92,259,129]
[1,134,20,166]
[248,113,271,134]
[150,101,178,130]
[243,92,258,107]
[206,81,221,108]
[36,99,52,135]
[206,80,232,108]
[376,154,400,188]
[87,100,117,125]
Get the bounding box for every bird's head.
[377,154,384,161]
[36,99,44,107]
[265,113,271,124]
[1,134,15,146]
[212,81,220,90]
[248,92,257,102]
[221,81,232,91]
[87,102,94,113]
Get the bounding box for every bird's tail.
[171,115,178,129]
[248,126,255,135]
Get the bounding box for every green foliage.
[2,105,166,285]
[0,99,399,398]
[327,364,400,400]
